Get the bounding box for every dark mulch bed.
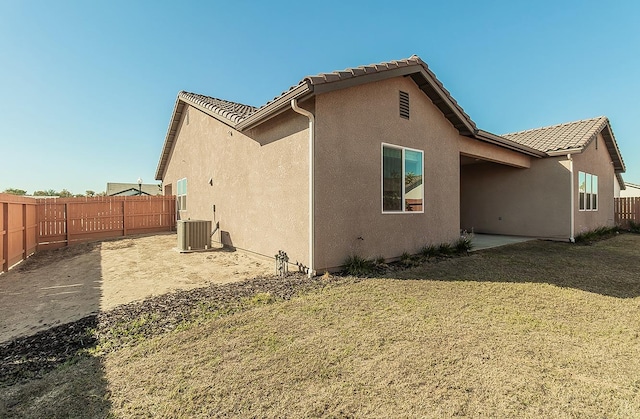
[0,274,348,387]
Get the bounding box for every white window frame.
[381,143,424,214]
[578,171,598,212]
[177,177,187,211]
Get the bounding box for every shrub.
[420,244,439,259]
[438,242,453,255]
[629,220,640,234]
[575,226,619,244]
[454,236,473,254]
[342,255,376,277]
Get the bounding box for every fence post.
[22,203,27,259]
[65,202,71,247]
[2,202,8,273]
[123,200,127,236]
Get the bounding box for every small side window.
[177,178,187,211]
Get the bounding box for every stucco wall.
[460,157,572,239]
[162,104,310,265]
[573,132,616,233]
[313,77,462,271]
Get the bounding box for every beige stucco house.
[155,55,626,273]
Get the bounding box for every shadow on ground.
[0,242,111,417]
[388,234,640,299]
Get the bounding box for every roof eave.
[601,121,626,172]
[475,130,546,157]
[546,148,584,157]
[616,173,626,190]
[236,83,312,131]
[155,96,186,180]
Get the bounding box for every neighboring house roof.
[156,55,545,180]
[109,188,152,196]
[107,182,159,196]
[503,116,626,174]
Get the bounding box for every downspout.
[291,99,315,277]
[568,154,575,242]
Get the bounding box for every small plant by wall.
[342,236,474,277]
[629,220,640,234]
[342,255,378,277]
[575,226,620,244]
[454,236,473,254]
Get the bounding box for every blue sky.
[1,0,638,194]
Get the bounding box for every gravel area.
[0,273,350,387]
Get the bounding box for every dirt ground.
[0,233,273,343]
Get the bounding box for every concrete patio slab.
[470,234,534,251]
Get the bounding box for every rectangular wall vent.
[399,91,410,119]
[177,220,212,252]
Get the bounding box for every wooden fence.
[615,197,640,228]
[0,194,38,272]
[1,194,176,272]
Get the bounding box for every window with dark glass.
[382,144,423,213]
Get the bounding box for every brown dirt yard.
[0,233,273,343]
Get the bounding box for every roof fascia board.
[475,130,546,157]
[616,173,626,190]
[601,123,626,172]
[237,83,311,131]
[546,148,583,156]
[241,92,315,132]
[155,97,185,180]
[410,71,476,136]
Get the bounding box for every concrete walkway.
[470,234,534,251]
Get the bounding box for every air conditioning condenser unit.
[177,220,212,252]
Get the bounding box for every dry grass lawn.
[2,234,640,418]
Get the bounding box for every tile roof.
[179,55,476,135]
[179,91,257,124]
[304,56,421,85]
[502,117,608,153]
